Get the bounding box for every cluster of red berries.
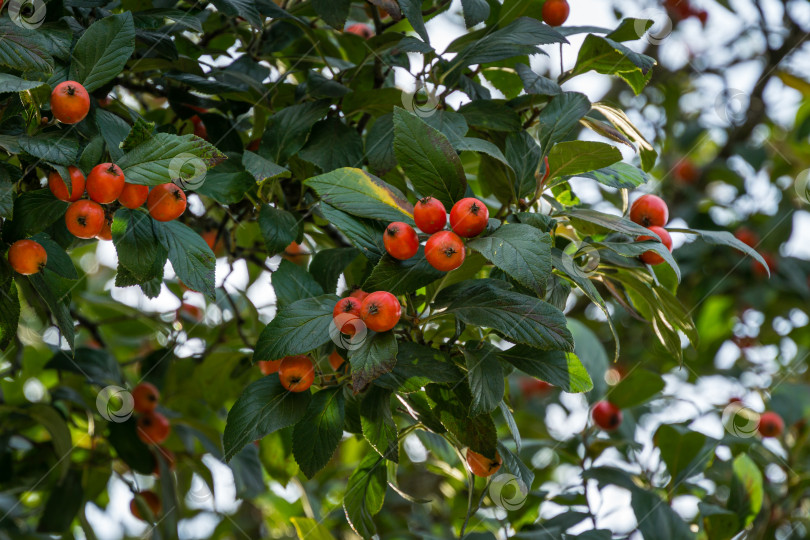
[541,0,570,27]
[630,194,673,266]
[384,196,489,272]
[132,382,171,446]
[333,288,402,334]
[663,0,708,24]
[734,228,777,277]
[50,164,187,241]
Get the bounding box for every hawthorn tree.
[0,0,807,538]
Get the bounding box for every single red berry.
[758,411,784,438]
[132,382,160,414]
[257,360,282,375]
[50,81,90,124]
[87,163,125,204]
[137,411,171,445]
[147,184,187,222]
[130,491,161,521]
[449,198,489,238]
[425,230,466,271]
[191,115,208,140]
[360,291,401,332]
[328,350,345,370]
[629,194,669,227]
[118,183,149,209]
[348,288,369,301]
[345,23,373,39]
[592,401,622,430]
[542,0,570,26]
[383,222,419,260]
[333,297,363,336]
[65,200,105,238]
[637,226,673,265]
[48,166,85,202]
[466,449,502,477]
[8,239,48,275]
[413,197,447,234]
[673,159,699,184]
[278,355,315,392]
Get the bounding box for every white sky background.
[79,0,810,538]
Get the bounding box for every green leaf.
[343,453,387,538]
[468,223,551,295]
[497,442,535,493]
[95,109,131,161]
[195,160,255,204]
[505,131,541,199]
[121,118,155,151]
[310,247,359,293]
[0,279,19,350]
[571,35,655,94]
[154,220,216,299]
[78,137,105,174]
[349,331,398,393]
[28,270,74,349]
[272,259,324,309]
[435,279,574,351]
[319,203,386,261]
[427,384,497,458]
[398,0,430,44]
[392,108,467,209]
[498,346,592,393]
[312,0,350,27]
[44,347,122,385]
[210,0,262,27]
[580,162,649,188]
[373,342,462,393]
[361,386,398,461]
[547,141,622,180]
[69,13,136,91]
[260,101,330,164]
[668,228,771,276]
[461,0,490,27]
[292,388,345,478]
[118,133,227,186]
[516,63,561,95]
[0,73,47,93]
[596,239,681,283]
[243,151,289,182]
[112,209,164,282]
[304,167,414,223]
[132,9,204,32]
[299,118,365,173]
[591,103,657,171]
[363,249,445,296]
[27,404,73,482]
[223,374,312,462]
[3,189,68,241]
[536,92,591,153]
[459,101,522,132]
[699,503,739,540]
[258,205,301,255]
[463,341,504,416]
[291,517,336,540]
[37,469,83,533]
[19,133,80,166]
[606,18,653,41]
[609,370,664,408]
[729,453,763,528]
[562,207,654,237]
[654,425,708,483]
[107,418,154,474]
[254,294,340,360]
[0,20,53,72]
[447,17,566,73]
